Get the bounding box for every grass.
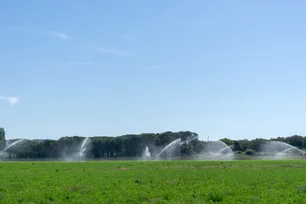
[1,160,306,203]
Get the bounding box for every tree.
[245,149,255,155]
[233,141,241,151]
[0,128,5,150]
[249,138,266,152]
[220,138,234,146]
[238,139,249,152]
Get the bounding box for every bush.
[245,149,255,155]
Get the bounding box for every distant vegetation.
[220,135,306,154]
[1,127,306,159]
[0,129,198,159]
[0,128,5,150]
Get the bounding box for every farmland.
[1,160,306,203]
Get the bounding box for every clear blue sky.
[1,1,306,141]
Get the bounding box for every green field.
[1,160,306,203]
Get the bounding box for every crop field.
[1,160,306,203]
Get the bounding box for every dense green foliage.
[220,135,306,152]
[1,160,306,203]
[0,128,5,150]
[3,131,201,159]
[245,149,255,155]
[2,126,306,159]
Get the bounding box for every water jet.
[260,141,305,159]
[197,140,234,160]
[157,133,198,159]
[142,146,151,160]
[78,137,89,158]
[2,139,25,152]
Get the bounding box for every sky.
[1,1,306,141]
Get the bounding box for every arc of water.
[157,134,199,158]
[203,140,233,160]
[2,139,25,152]
[185,133,198,144]
[218,146,232,153]
[265,141,305,155]
[79,137,89,156]
[158,139,181,156]
[280,147,305,155]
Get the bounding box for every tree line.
[220,135,306,155]
[0,129,199,159]
[1,127,306,159]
